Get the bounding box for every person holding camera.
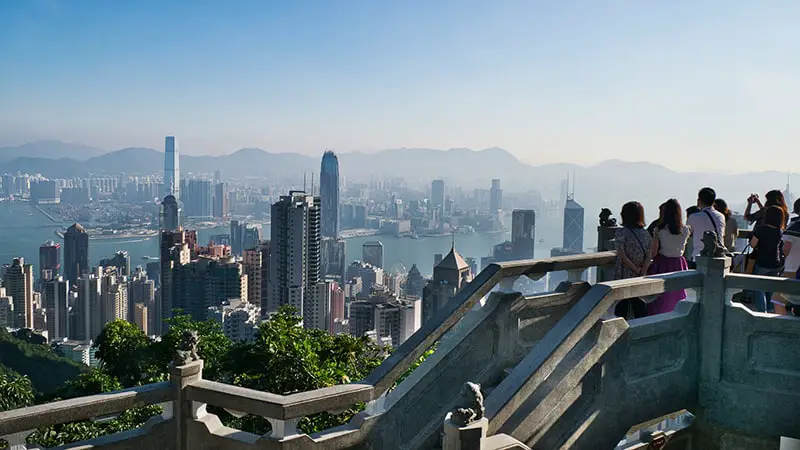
[745,190,789,228]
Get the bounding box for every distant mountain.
[0,140,106,163]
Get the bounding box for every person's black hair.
[764,205,784,229]
[794,198,800,216]
[713,198,731,219]
[686,205,700,216]
[698,187,716,207]
[659,198,684,235]
[620,201,645,228]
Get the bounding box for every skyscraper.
[164,136,180,199]
[320,151,340,238]
[563,196,585,251]
[39,240,61,281]
[267,191,321,317]
[161,195,180,232]
[490,179,503,213]
[362,241,385,269]
[512,209,536,260]
[431,180,445,214]
[64,223,89,285]
[321,237,346,281]
[3,258,34,329]
[213,182,228,218]
[44,276,69,341]
[184,179,213,217]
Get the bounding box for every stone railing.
[0,251,617,450]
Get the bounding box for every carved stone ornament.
[173,329,200,366]
[599,208,617,227]
[699,230,726,258]
[449,382,485,427]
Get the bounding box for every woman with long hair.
[749,206,785,312]
[713,198,738,252]
[745,189,789,228]
[647,199,691,315]
[613,201,652,319]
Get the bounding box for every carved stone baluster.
[3,429,34,450]
[265,417,301,440]
[169,330,204,450]
[442,382,488,450]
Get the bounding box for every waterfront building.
[320,150,340,238]
[164,136,180,199]
[321,237,346,282]
[3,257,34,329]
[362,240,385,269]
[490,179,503,215]
[99,251,131,279]
[64,223,89,285]
[161,195,181,232]
[184,179,213,218]
[431,180,445,218]
[213,182,228,218]
[267,191,321,319]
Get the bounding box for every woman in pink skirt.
[647,198,692,315]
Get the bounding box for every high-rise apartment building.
[213,182,228,218]
[0,288,13,328]
[159,229,191,333]
[134,303,149,335]
[4,257,34,329]
[242,248,262,307]
[164,136,180,199]
[43,276,69,341]
[230,220,245,256]
[243,226,261,253]
[321,238,346,282]
[512,209,536,260]
[99,251,131,279]
[183,179,213,217]
[490,179,503,213]
[64,223,89,285]
[39,240,60,281]
[267,191,321,317]
[320,151,340,238]
[362,241,384,269]
[128,267,155,333]
[431,180,445,214]
[174,256,247,321]
[73,271,101,341]
[259,242,271,311]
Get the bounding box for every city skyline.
[2,2,800,172]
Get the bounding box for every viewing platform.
[2,226,800,449]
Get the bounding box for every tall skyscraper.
[39,240,61,281]
[159,229,191,333]
[64,223,89,285]
[512,209,536,260]
[213,182,228,218]
[405,264,424,298]
[230,220,245,256]
[267,191,321,317]
[184,179,213,217]
[321,237,346,281]
[563,195,585,251]
[164,136,180,199]
[490,179,503,213]
[44,276,69,341]
[431,180,445,213]
[161,195,180,232]
[320,151,340,238]
[3,258,34,329]
[362,241,385,269]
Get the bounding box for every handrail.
[486,271,703,434]
[0,381,172,436]
[726,273,800,296]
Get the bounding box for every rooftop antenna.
[311,172,315,196]
[303,172,307,193]
[451,231,455,251]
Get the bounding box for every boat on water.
[142,256,159,261]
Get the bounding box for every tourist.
[683,205,700,262]
[613,201,651,319]
[686,188,725,268]
[791,199,800,225]
[745,190,789,228]
[749,206,785,313]
[647,199,691,315]
[713,199,739,252]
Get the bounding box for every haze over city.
[3,1,800,172]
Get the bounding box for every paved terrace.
[1,227,800,449]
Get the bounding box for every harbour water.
[0,203,591,278]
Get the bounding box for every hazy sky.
[1,1,799,172]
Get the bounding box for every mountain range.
[0,141,794,215]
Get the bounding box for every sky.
[1,0,800,172]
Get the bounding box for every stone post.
[169,359,204,450]
[597,225,619,283]
[443,413,488,450]
[695,257,729,386]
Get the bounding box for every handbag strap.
[627,228,648,265]
[703,209,722,239]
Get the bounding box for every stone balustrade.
[3,233,800,449]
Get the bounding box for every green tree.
[94,320,153,386]
[155,312,232,381]
[0,373,34,411]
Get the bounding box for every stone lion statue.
[699,230,726,258]
[450,382,485,427]
[173,330,200,366]
[599,208,617,227]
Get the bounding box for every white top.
[782,222,800,273]
[686,207,726,259]
[656,226,692,258]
